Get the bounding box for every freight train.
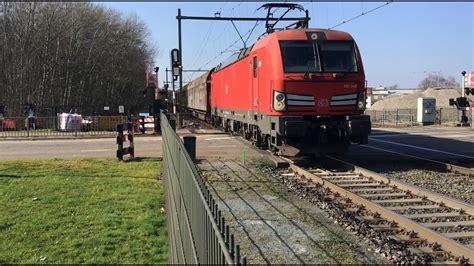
[178,28,371,156]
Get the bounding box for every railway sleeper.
[338,182,382,188]
[330,179,373,184]
[321,175,362,180]
[421,220,474,229]
[361,193,408,199]
[349,187,394,193]
[387,205,443,212]
[402,212,465,219]
[442,231,474,239]
[331,171,357,175]
[372,198,427,204]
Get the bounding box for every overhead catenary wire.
[189,1,244,75]
[193,3,305,71]
[188,2,238,80]
[189,21,215,70]
[329,1,393,30]
[199,20,261,70]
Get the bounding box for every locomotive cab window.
[280,41,357,73]
[319,41,357,73]
[280,41,321,73]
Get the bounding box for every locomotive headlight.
[357,91,366,111]
[273,91,287,112]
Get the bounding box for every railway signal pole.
[449,71,471,126]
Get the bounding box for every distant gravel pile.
[369,88,474,110]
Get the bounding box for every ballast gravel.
[381,169,473,204]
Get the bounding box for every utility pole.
[164,67,169,112]
[178,8,183,95]
[153,66,160,133]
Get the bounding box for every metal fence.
[365,108,473,126]
[161,112,246,264]
[0,115,127,138]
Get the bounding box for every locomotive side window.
[280,41,320,73]
[253,56,258,78]
[319,41,357,73]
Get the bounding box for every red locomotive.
[180,6,370,155]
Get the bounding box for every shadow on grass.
[0,174,21,179]
[123,157,162,163]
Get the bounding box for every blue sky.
[99,2,474,88]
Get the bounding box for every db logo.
[318,99,328,107]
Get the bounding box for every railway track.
[277,155,474,264]
[181,111,474,262]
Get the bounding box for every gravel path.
[198,158,388,264]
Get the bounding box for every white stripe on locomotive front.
[286,94,314,101]
[287,100,316,106]
[330,100,357,106]
[331,94,357,100]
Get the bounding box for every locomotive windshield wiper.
[303,61,313,80]
[304,42,319,79]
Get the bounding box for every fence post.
[183,135,196,162]
[439,108,442,125]
[396,109,399,127]
[75,118,78,136]
[116,124,124,160]
[128,117,134,158]
[140,115,145,134]
[382,110,385,126]
[170,118,176,132]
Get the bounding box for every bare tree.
[418,73,459,90]
[0,2,156,116]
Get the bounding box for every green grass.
[0,158,167,264]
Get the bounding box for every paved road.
[1,126,472,166]
[339,126,474,169]
[0,133,263,161]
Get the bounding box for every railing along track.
[282,155,474,263]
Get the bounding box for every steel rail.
[287,160,474,262]
[326,156,474,215]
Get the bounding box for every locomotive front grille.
[286,94,315,106]
[330,93,357,107]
